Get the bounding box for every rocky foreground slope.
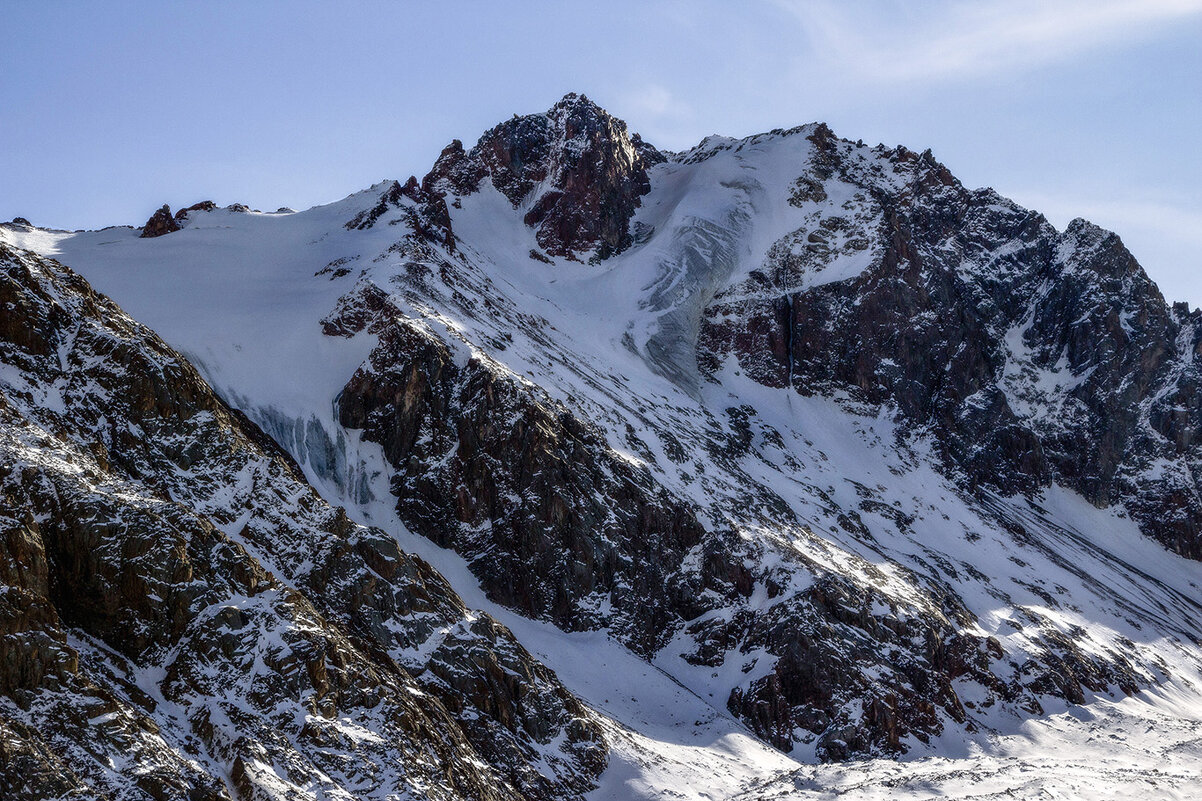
[0,243,603,799]
[3,94,1202,798]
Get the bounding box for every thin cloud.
[621,85,691,119]
[615,84,697,149]
[1014,192,1202,246]
[774,0,1202,85]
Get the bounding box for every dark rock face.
[0,243,605,799]
[720,567,1144,758]
[724,575,990,755]
[138,204,180,237]
[701,129,1202,559]
[424,93,661,260]
[330,293,741,656]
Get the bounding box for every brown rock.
[173,201,217,220]
[138,204,179,238]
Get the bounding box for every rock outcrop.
[347,95,661,261]
[346,176,456,252]
[174,200,218,220]
[329,290,736,656]
[138,203,180,237]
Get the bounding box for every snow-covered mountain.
[3,93,1202,799]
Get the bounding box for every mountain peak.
[548,91,604,116]
[417,93,662,260]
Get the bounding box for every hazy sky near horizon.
[4,1,1201,302]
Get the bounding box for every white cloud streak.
[1014,192,1202,246]
[773,0,1202,85]
[620,84,692,120]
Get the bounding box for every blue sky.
[3,1,1201,302]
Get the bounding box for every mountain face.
[0,243,603,799]
[3,95,1202,798]
[700,126,1202,560]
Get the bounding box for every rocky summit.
[3,95,1202,799]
